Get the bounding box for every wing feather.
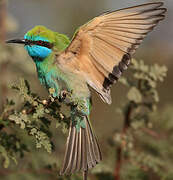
[95,33,139,54]
[103,2,164,19]
[102,26,152,34]
[57,2,166,104]
[104,16,164,24]
[102,23,158,30]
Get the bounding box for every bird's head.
[7,25,56,60]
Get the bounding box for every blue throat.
[23,33,60,97]
[24,45,52,59]
[24,34,52,60]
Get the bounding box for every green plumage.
[23,25,101,176]
[27,25,70,51]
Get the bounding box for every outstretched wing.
[57,2,166,104]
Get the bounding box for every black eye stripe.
[25,40,53,49]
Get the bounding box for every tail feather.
[60,123,75,173]
[71,129,79,172]
[82,127,88,171]
[85,120,97,168]
[75,128,82,172]
[86,119,101,163]
[66,126,77,173]
[60,116,102,175]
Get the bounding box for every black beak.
[6,39,27,45]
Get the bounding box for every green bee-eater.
[7,2,166,178]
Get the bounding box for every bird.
[6,2,166,179]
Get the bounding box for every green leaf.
[0,145,10,168]
[127,87,142,103]
[119,77,129,86]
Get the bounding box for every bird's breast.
[36,59,90,100]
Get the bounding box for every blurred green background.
[0,0,173,179]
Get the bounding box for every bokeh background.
[0,0,172,179]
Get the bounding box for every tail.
[60,116,102,175]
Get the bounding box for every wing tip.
[101,1,166,17]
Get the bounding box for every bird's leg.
[59,89,68,102]
[58,89,74,104]
[58,89,91,131]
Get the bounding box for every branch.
[114,102,133,180]
[142,127,160,139]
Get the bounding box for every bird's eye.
[23,39,53,49]
[37,40,43,46]
[34,40,53,49]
